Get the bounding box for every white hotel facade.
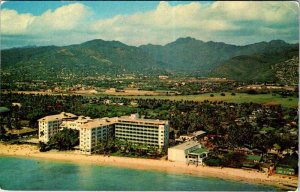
[38,113,169,154]
[38,112,77,143]
[115,114,169,150]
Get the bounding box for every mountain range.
[1,37,298,82]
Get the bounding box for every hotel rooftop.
[118,114,168,125]
[170,141,199,150]
[38,112,77,121]
[80,117,119,129]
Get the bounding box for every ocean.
[0,156,278,191]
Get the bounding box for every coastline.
[0,143,298,190]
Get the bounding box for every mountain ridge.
[1,37,298,82]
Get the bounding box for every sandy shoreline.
[0,143,298,190]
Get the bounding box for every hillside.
[211,47,299,82]
[272,56,299,85]
[1,39,167,81]
[1,37,298,82]
[140,38,297,75]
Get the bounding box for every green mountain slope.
[1,39,167,81]
[211,47,299,82]
[140,38,297,75]
[1,37,298,82]
[272,56,299,85]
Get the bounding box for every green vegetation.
[122,92,298,108]
[1,39,165,82]
[1,37,298,82]
[40,129,79,151]
[83,104,137,118]
[203,156,223,166]
[203,152,246,168]
[141,38,298,76]
[1,93,298,165]
[273,56,299,85]
[94,138,162,158]
[211,44,298,82]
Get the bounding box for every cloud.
[1,9,34,35]
[209,1,298,24]
[1,1,298,48]
[1,3,90,35]
[89,1,298,45]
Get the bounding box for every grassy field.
[121,92,298,108]
[12,90,297,108]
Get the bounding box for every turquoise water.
[0,156,278,191]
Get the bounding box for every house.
[168,141,208,165]
[192,130,206,139]
[187,148,209,165]
[12,103,22,108]
[276,165,295,175]
[176,130,206,142]
[275,153,298,175]
[177,135,194,142]
[242,155,262,168]
[159,75,169,79]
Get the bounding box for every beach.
[0,143,298,190]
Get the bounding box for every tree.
[38,141,49,152]
[222,152,246,168]
[203,156,222,166]
[94,140,106,154]
[0,124,7,134]
[48,128,79,150]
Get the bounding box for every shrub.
[222,152,246,168]
[247,89,258,95]
[38,141,51,152]
[231,92,236,96]
[220,93,225,96]
[210,94,214,97]
[48,128,79,151]
[203,156,223,166]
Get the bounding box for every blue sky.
[1,1,298,48]
[2,1,198,17]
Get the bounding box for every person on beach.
[267,166,274,177]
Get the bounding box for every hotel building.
[38,112,77,143]
[79,117,118,154]
[59,116,92,130]
[38,113,169,154]
[115,114,169,151]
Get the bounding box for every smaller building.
[177,135,194,142]
[176,130,206,142]
[12,103,22,108]
[276,165,295,175]
[159,75,169,79]
[192,130,206,139]
[242,155,262,168]
[187,148,208,165]
[168,141,208,165]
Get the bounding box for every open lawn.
[121,92,298,108]
[11,90,297,108]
